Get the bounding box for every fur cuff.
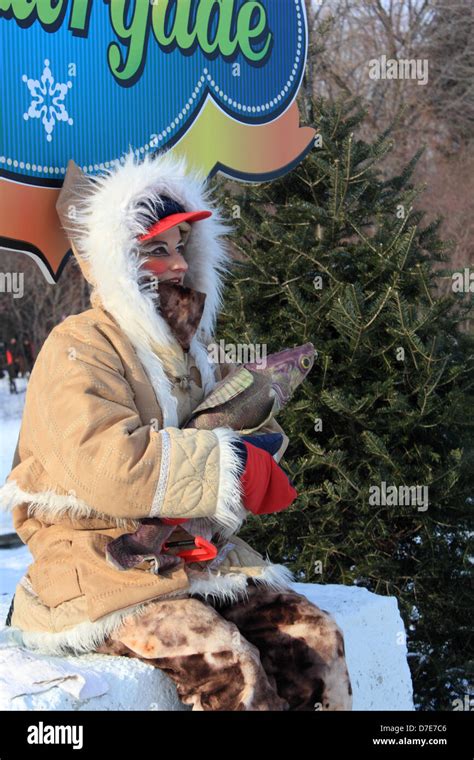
[211,427,249,539]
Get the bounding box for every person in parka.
[0,149,352,711]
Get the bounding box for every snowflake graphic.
[22,58,73,142]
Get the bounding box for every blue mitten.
[231,433,295,487]
[241,432,284,456]
[231,432,283,470]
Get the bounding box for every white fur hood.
[56,149,235,407]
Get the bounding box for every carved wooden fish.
[184,342,316,431]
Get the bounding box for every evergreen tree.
[213,97,473,710]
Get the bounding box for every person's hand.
[106,518,182,573]
[232,433,298,515]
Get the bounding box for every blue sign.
[0,0,307,183]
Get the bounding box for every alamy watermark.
[27,721,83,750]
[452,268,473,293]
[207,340,267,368]
[0,271,24,298]
[369,55,428,85]
[369,481,429,512]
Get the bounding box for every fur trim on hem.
[12,574,192,657]
[11,562,295,657]
[249,559,296,594]
[0,479,139,531]
[16,600,164,657]
[186,561,295,606]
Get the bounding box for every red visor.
[138,210,212,242]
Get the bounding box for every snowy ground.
[0,375,33,632]
[0,375,27,536]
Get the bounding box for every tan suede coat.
[0,151,295,655]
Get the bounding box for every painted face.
[137,224,189,286]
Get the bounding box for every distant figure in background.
[22,338,35,376]
[0,340,6,380]
[5,338,20,394]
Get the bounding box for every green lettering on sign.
[0,0,64,25]
[1,0,274,86]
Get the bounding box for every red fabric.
[161,517,188,525]
[6,350,13,365]
[240,442,298,515]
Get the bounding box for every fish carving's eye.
[301,356,311,369]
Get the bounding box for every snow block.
[0,583,414,711]
[295,582,414,710]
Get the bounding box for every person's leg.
[212,580,353,711]
[93,595,289,711]
[7,366,17,394]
